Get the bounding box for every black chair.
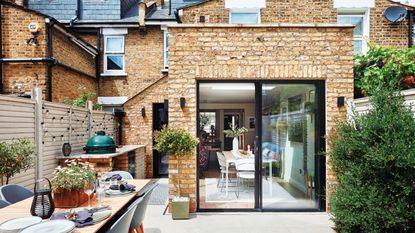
[130,183,158,233]
[0,184,33,204]
[106,196,143,233]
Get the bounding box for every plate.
[92,210,111,223]
[19,220,75,233]
[105,189,133,196]
[0,216,42,232]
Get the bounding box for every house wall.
[100,26,166,98]
[168,25,355,212]
[1,2,98,102]
[123,77,169,178]
[1,3,49,98]
[180,0,408,48]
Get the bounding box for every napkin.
[105,174,122,181]
[50,210,93,228]
[109,183,136,192]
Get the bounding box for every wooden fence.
[0,88,117,189]
[347,88,415,119]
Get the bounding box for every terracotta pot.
[403,75,415,87]
[53,189,89,208]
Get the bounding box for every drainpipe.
[169,0,171,15]
[0,4,3,94]
[46,18,54,101]
[96,28,101,95]
[69,0,81,27]
[409,11,414,47]
[114,111,125,145]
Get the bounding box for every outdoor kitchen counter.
[57,145,146,179]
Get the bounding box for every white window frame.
[103,35,126,76]
[337,8,370,54]
[229,8,261,24]
[163,30,169,70]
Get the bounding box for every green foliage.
[51,160,96,192]
[354,43,415,95]
[64,85,102,110]
[330,83,415,232]
[0,139,35,184]
[154,126,199,157]
[223,123,248,138]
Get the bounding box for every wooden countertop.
[56,145,145,159]
[0,179,151,233]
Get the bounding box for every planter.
[171,197,190,220]
[403,75,415,88]
[53,189,89,208]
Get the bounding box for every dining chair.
[130,183,158,233]
[235,159,255,198]
[0,184,33,204]
[216,152,237,190]
[105,171,134,180]
[0,200,9,209]
[106,196,143,233]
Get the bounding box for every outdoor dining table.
[221,151,278,196]
[0,179,150,233]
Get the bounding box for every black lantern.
[31,178,55,219]
[62,142,71,156]
[180,97,186,109]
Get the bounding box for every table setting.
[0,160,148,233]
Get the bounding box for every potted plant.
[51,160,96,208]
[154,127,199,220]
[223,123,248,151]
[0,139,35,185]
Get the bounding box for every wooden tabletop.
[0,179,151,233]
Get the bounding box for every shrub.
[51,160,96,192]
[0,139,36,184]
[330,83,415,232]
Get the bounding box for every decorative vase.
[232,137,239,151]
[53,189,89,208]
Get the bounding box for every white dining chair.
[216,152,237,190]
[106,196,143,233]
[0,184,33,204]
[130,183,158,233]
[235,159,255,198]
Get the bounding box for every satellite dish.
[384,6,408,23]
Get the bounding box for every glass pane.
[106,37,124,52]
[350,17,363,36]
[231,12,259,24]
[262,84,318,209]
[198,83,256,209]
[107,55,124,70]
[354,40,363,54]
[337,16,349,24]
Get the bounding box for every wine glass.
[84,182,95,209]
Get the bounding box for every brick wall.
[168,25,355,212]
[100,26,165,98]
[51,66,98,103]
[180,0,408,48]
[123,77,169,178]
[52,28,96,77]
[1,3,49,97]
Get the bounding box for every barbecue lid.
[85,131,116,149]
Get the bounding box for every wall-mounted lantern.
[141,106,146,117]
[180,97,186,109]
[337,96,345,107]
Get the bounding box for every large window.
[230,9,260,24]
[337,12,368,54]
[104,35,125,75]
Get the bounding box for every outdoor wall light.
[164,99,169,111]
[337,96,345,107]
[180,97,186,109]
[141,106,146,117]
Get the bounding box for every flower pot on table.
[53,189,89,208]
[171,197,190,220]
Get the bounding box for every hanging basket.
[53,189,88,208]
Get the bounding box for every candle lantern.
[31,178,55,219]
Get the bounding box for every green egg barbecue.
[84,131,116,154]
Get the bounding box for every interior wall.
[200,102,255,149]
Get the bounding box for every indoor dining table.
[0,179,150,233]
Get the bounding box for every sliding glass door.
[197,81,325,211]
[261,84,320,209]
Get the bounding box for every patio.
[143,204,335,233]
